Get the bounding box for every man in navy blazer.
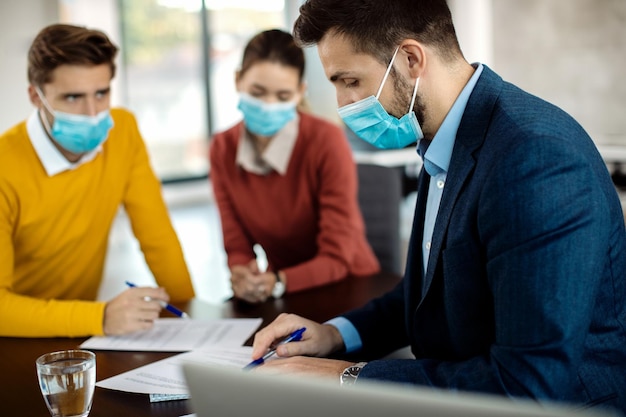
[250,0,626,413]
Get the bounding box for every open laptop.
[182,362,619,417]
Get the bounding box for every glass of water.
[36,350,96,417]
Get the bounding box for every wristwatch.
[271,271,286,298]
[340,362,368,386]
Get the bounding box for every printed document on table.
[96,346,254,395]
[80,318,262,351]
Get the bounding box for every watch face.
[341,362,367,386]
[341,368,358,386]
[347,366,361,376]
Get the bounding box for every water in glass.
[36,350,96,417]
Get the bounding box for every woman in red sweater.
[210,29,379,304]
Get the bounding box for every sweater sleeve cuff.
[68,300,107,337]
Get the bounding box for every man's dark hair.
[28,24,118,87]
[293,0,462,64]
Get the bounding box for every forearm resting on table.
[0,290,106,337]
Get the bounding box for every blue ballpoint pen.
[125,281,190,318]
[243,327,306,370]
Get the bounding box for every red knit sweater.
[210,112,380,293]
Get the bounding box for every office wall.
[0,0,122,133]
[491,0,626,146]
[0,0,58,132]
[449,0,494,67]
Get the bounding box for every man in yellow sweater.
[0,24,195,337]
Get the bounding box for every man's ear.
[28,85,43,108]
[399,40,426,79]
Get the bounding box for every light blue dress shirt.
[421,64,484,279]
[327,64,484,353]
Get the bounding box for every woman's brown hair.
[240,29,305,82]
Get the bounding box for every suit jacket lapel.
[418,65,503,303]
[404,166,430,307]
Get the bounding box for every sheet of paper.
[80,318,261,351]
[96,346,254,395]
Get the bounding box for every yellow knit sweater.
[0,108,194,337]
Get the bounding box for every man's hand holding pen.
[102,281,188,336]
[244,327,306,369]
[103,284,169,335]
[248,313,354,382]
[125,281,189,318]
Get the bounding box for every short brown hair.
[28,24,119,87]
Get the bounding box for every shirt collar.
[26,109,103,176]
[419,63,484,176]
[236,114,299,176]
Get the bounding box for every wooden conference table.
[1,272,401,417]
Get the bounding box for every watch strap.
[271,271,286,298]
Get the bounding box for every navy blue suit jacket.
[342,66,626,412]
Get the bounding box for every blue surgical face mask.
[237,93,297,137]
[36,87,114,154]
[338,47,423,149]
